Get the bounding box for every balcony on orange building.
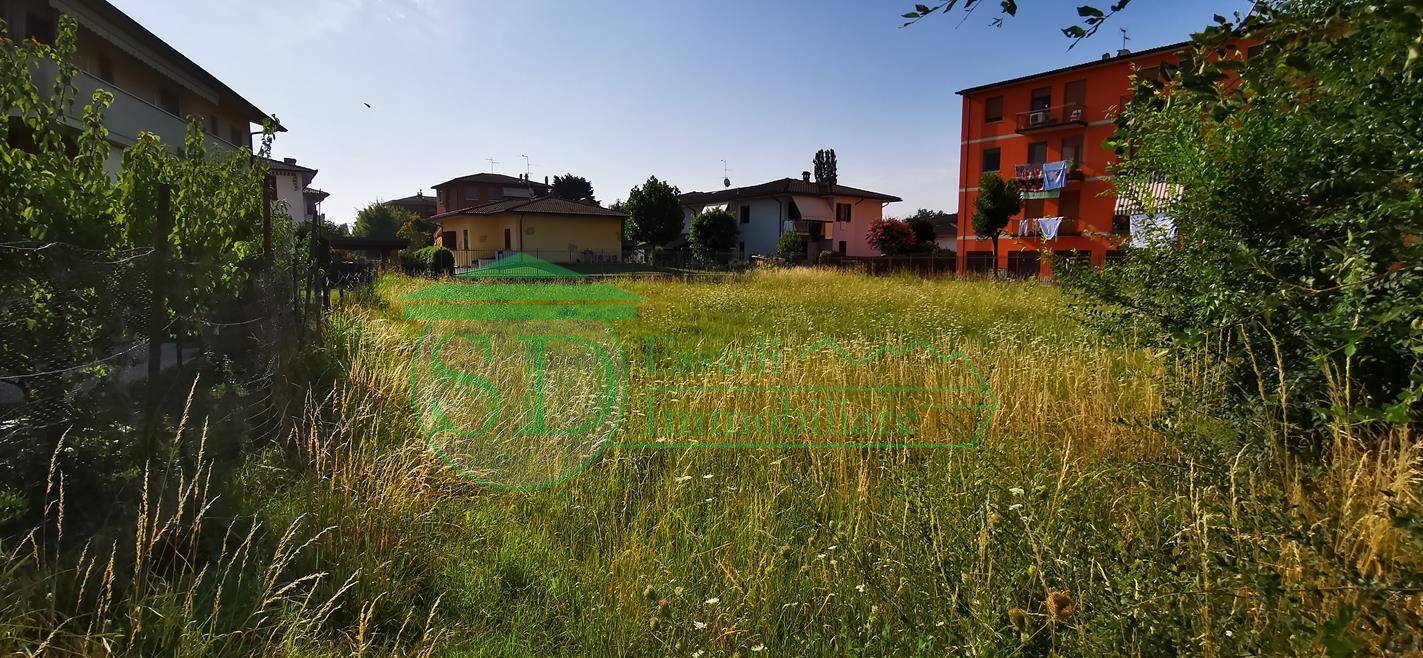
[1013,162,1084,187]
[1015,102,1088,134]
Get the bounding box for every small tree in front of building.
[397,214,436,249]
[905,211,942,252]
[972,172,1021,274]
[623,176,684,251]
[866,218,918,256]
[688,208,738,264]
[776,231,806,263]
[353,201,413,239]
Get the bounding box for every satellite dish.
[724,177,731,188]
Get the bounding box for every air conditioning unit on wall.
[1029,111,1051,127]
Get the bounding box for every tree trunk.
[992,233,1001,278]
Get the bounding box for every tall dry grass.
[4,268,1416,656]
[253,268,1417,656]
[0,379,446,656]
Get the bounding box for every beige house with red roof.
[430,196,627,267]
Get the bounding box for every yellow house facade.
[431,197,627,267]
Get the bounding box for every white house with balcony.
[679,173,901,260]
[265,157,328,224]
[4,0,282,174]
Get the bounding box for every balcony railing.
[1014,162,1084,187]
[1015,102,1087,133]
[31,61,242,155]
[1012,217,1082,238]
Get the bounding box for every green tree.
[904,208,948,251]
[972,172,1020,274]
[352,202,412,238]
[813,148,838,185]
[623,176,684,249]
[1062,0,1423,436]
[688,208,739,263]
[776,231,806,263]
[397,214,436,249]
[551,174,597,204]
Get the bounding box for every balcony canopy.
[790,196,834,222]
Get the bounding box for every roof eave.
[954,39,1191,96]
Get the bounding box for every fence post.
[143,184,172,459]
[262,174,275,270]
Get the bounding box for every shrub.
[775,232,806,263]
[865,218,917,256]
[401,246,454,277]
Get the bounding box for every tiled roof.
[432,172,551,191]
[681,178,901,205]
[303,187,329,200]
[1114,176,1182,216]
[431,197,628,221]
[264,157,316,174]
[930,213,958,235]
[389,193,437,207]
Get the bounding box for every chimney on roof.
[544,175,549,186]
[1102,52,1112,60]
[802,171,812,182]
[283,157,297,165]
[1117,48,1132,57]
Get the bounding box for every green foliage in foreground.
[1064,0,1423,440]
[5,270,1418,656]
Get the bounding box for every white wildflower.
[1009,487,1025,496]
[693,621,707,630]
[705,597,720,605]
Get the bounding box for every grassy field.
[6,268,1418,656]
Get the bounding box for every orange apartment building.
[955,42,1189,278]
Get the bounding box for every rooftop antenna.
[485,157,499,173]
[520,154,540,179]
[1120,27,1131,51]
[721,159,732,188]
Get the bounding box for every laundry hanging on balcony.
[1038,217,1063,240]
[1042,161,1069,191]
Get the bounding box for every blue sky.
[114,0,1250,225]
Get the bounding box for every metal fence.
[0,190,309,523]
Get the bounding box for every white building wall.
[272,170,310,222]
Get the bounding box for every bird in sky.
[363,102,371,109]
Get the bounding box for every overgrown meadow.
[126,268,1412,656]
[5,268,1419,655]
